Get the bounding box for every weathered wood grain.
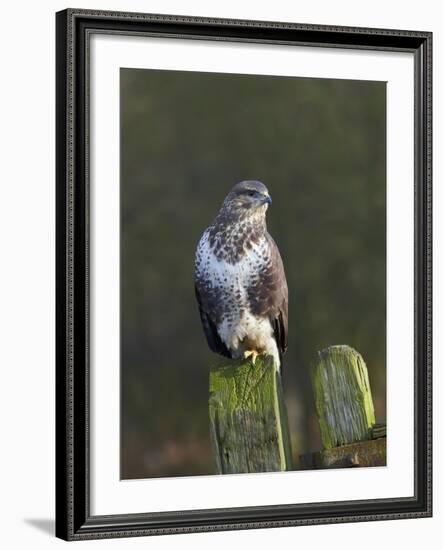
[209,355,293,474]
[300,437,386,469]
[312,345,376,449]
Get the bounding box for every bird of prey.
[194,180,288,370]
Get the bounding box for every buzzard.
[194,180,288,369]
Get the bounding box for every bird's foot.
[243,350,259,364]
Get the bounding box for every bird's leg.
[243,350,259,364]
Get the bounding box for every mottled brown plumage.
[194,180,288,369]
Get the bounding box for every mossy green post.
[312,345,376,450]
[209,355,293,474]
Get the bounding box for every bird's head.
[221,180,272,218]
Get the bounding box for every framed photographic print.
[55,8,432,540]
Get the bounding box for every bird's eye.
[247,190,255,197]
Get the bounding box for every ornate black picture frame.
[55,8,432,541]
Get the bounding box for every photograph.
[120,67,387,480]
[1,0,440,547]
[54,8,432,540]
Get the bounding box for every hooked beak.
[262,194,272,206]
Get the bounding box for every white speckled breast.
[194,230,280,366]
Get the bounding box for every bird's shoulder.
[195,229,212,262]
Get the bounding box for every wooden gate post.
[209,355,293,474]
[313,345,376,449]
[302,345,386,469]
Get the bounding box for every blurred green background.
[120,68,386,479]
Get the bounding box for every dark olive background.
[120,68,386,479]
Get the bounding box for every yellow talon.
[243,350,259,364]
